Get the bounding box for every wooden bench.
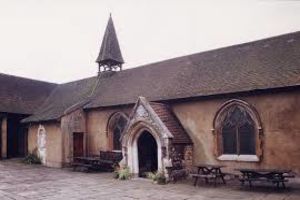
[72,162,94,172]
[191,174,217,179]
[71,151,123,172]
[71,156,100,172]
[191,173,217,184]
[98,151,123,171]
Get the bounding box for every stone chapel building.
[0,16,299,175]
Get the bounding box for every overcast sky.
[0,0,300,83]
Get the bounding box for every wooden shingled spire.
[96,14,124,73]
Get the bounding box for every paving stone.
[0,160,299,200]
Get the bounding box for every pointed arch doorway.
[121,97,193,176]
[137,131,158,177]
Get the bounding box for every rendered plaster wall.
[171,90,300,174]
[28,124,38,154]
[86,107,131,156]
[1,117,7,158]
[28,122,63,168]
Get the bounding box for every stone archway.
[124,123,164,175]
[137,130,158,176]
[120,97,193,177]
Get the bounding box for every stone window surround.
[107,112,129,151]
[212,99,263,162]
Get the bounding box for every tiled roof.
[150,102,192,144]
[0,73,56,115]
[22,77,98,123]
[86,31,300,109]
[22,31,300,123]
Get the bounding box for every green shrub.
[114,167,132,180]
[147,171,166,184]
[23,148,41,165]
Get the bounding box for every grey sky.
[0,0,300,83]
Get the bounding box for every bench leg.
[240,179,245,186]
[205,177,209,184]
[275,181,286,189]
[249,181,252,188]
[214,177,217,187]
[193,177,198,186]
[221,175,226,184]
[281,181,286,189]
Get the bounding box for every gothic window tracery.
[108,112,128,151]
[221,106,255,155]
[213,100,262,162]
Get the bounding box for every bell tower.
[96,14,124,73]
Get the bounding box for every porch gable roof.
[123,97,192,144]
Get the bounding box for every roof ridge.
[121,31,300,72]
[0,72,57,85]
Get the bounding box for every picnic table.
[235,168,295,189]
[191,164,226,186]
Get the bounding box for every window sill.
[112,150,122,153]
[217,154,260,162]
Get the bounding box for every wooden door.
[73,132,84,157]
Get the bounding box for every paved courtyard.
[0,160,299,200]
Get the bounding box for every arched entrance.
[137,131,158,177]
[121,97,193,177]
[124,124,163,176]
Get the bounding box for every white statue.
[37,125,47,164]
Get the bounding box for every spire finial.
[96,14,124,74]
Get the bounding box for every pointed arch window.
[213,100,263,162]
[108,112,128,151]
